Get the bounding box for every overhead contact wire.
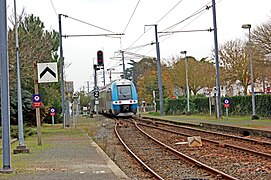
[65,15,117,34]
[124,0,184,51]
[156,0,183,24]
[49,0,58,16]
[162,4,211,32]
[122,0,141,34]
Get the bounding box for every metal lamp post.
[180,51,190,114]
[242,24,257,118]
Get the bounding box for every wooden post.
[34,62,42,145]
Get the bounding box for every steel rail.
[114,121,164,180]
[141,117,271,146]
[138,122,271,160]
[133,121,237,180]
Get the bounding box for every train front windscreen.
[117,85,132,100]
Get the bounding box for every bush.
[164,95,271,117]
[0,126,36,139]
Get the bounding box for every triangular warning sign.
[187,136,202,147]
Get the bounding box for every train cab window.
[117,85,132,100]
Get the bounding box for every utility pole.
[145,24,164,116]
[0,0,13,172]
[87,81,90,94]
[109,69,112,83]
[121,50,125,79]
[13,0,29,154]
[211,0,222,118]
[107,68,115,83]
[58,14,66,127]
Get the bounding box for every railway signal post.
[93,64,100,117]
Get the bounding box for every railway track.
[134,118,271,179]
[138,117,271,158]
[115,119,237,179]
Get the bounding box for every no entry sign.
[50,108,56,116]
[224,98,230,108]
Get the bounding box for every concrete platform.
[2,126,129,180]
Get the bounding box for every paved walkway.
[0,125,128,180]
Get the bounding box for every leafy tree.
[171,56,216,95]
[131,58,157,86]
[170,57,185,89]
[137,69,157,102]
[8,14,59,89]
[79,92,91,109]
[161,65,174,98]
[134,58,173,103]
[8,14,61,125]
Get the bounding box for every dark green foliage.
[0,126,36,139]
[255,95,271,117]
[193,96,210,113]
[2,89,33,125]
[165,98,187,115]
[6,13,61,126]
[43,99,63,124]
[228,95,271,117]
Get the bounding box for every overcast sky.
[6,0,271,91]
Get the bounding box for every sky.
[6,0,271,92]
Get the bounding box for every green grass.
[0,129,53,179]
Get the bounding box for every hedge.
[156,95,271,117]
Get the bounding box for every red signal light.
[97,50,104,66]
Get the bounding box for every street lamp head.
[242,24,251,29]
[180,51,187,55]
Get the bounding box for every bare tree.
[251,17,271,83]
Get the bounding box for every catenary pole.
[145,24,164,116]
[211,0,222,118]
[14,0,29,153]
[58,14,66,127]
[0,0,13,172]
[154,25,164,116]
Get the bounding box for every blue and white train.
[93,79,138,117]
